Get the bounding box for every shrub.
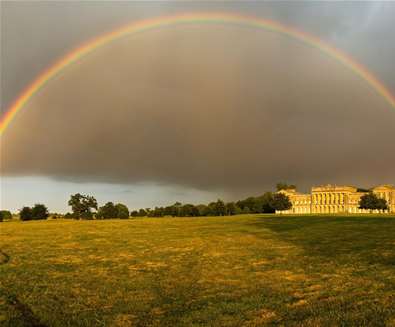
[19,207,33,221]
[115,203,129,219]
[32,204,49,220]
[0,210,12,221]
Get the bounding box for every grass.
[1,214,395,326]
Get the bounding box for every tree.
[261,192,275,213]
[138,208,147,217]
[19,207,33,221]
[225,202,238,215]
[209,199,226,216]
[68,193,98,219]
[97,202,118,219]
[269,193,292,212]
[276,183,296,191]
[164,205,174,216]
[359,193,388,212]
[115,203,129,219]
[242,206,251,214]
[149,207,164,217]
[50,213,63,219]
[130,210,139,217]
[0,210,12,221]
[179,204,199,217]
[196,204,209,216]
[31,204,49,220]
[172,202,182,217]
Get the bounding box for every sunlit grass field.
[1,215,395,326]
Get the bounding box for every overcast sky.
[1,1,395,213]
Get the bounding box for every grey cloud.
[1,2,395,198]
[1,25,395,196]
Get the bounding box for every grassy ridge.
[1,215,395,326]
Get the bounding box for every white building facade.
[277,185,395,214]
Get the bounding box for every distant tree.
[64,212,74,219]
[359,193,388,212]
[130,210,139,217]
[149,207,164,217]
[269,193,292,212]
[172,202,182,217]
[261,192,275,213]
[81,212,94,220]
[225,202,238,216]
[50,213,63,219]
[242,206,251,214]
[116,203,129,219]
[68,193,98,219]
[19,207,33,221]
[238,197,255,212]
[196,204,209,216]
[179,204,199,217]
[31,204,49,220]
[252,200,263,213]
[236,196,262,213]
[164,205,174,216]
[97,202,118,219]
[0,210,12,221]
[276,183,296,191]
[138,208,147,217]
[211,199,226,216]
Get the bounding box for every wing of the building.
[277,185,395,214]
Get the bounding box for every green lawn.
[1,215,395,326]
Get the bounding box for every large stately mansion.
[277,185,395,214]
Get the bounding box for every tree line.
[1,182,390,222]
[63,191,292,219]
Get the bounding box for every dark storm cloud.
[2,24,395,195]
[1,2,395,196]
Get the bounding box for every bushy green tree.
[68,193,98,219]
[163,205,173,216]
[196,204,210,216]
[138,208,147,217]
[210,199,226,216]
[179,204,199,217]
[50,213,63,219]
[269,193,292,212]
[31,204,49,220]
[225,202,238,215]
[130,210,139,217]
[149,207,164,217]
[19,207,33,221]
[242,206,251,214]
[116,203,129,219]
[261,192,275,213]
[359,193,388,211]
[0,210,12,221]
[97,202,118,219]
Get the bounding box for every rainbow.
[1,12,395,135]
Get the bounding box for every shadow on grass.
[246,216,395,267]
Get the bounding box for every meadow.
[1,214,395,326]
